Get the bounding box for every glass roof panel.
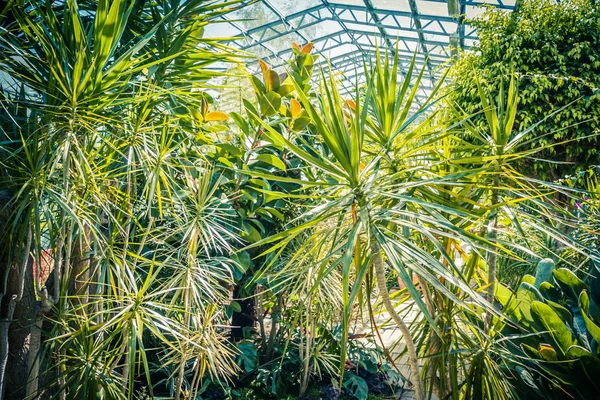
[329,0,366,6]
[270,0,322,15]
[229,4,279,30]
[204,20,243,38]
[372,0,411,12]
[244,43,276,60]
[263,32,304,53]
[465,6,488,18]
[417,1,449,16]
[386,28,419,39]
[215,0,515,97]
[299,20,344,40]
[344,22,379,35]
[321,43,362,59]
[379,14,412,28]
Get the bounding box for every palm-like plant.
[242,41,598,400]
[407,74,597,399]
[244,50,512,399]
[0,0,245,398]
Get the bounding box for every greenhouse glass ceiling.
[206,0,516,100]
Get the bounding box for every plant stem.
[485,177,499,329]
[175,269,192,400]
[370,238,424,400]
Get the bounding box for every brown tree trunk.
[1,227,35,400]
[71,227,91,309]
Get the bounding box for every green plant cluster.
[199,327,403,400]
[1,1,600,400]
[447,0,600,180]
[497,257,600,398]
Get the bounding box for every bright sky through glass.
[206,0,516,100]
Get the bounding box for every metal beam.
[406,0,436,85]
[362,0,398,60]
[216,0,517,106]
[237,29,452,67]
[428,0,515,10]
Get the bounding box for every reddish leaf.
[301,42,314,54]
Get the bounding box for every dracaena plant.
[241,42,596,400]
[242,50,515,400]
[404,72,600,399]
[0,0,245,399]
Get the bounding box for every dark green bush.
[447,0,600,180]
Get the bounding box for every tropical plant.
[1,1,598,399]
[446,0,600,180]
[0,0,246,398]
[243,41,596,400]
[242,44,530,400]
[497,257,600,399]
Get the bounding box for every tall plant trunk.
[370,239,424,400]
[265,295,281,361]
[299,296,313,397]
[1,226,33,400]
[25,315,43,398]
[485,180,499,329]
[415,274,447,398]
[71,227,91,312]
[175,283,191,400]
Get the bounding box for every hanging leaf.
[344,99,356,110]
[290,99,301,119]
[258,91,281,117]
[276,73,295,96]
[291,116,310,132]
[199,96,209,116]
[265,69,280,92]
[254,154,286,171]
[539,344,558,361]
[276,83,294,97]
[241,222,262,243]
[250,74,266,95]
[205,111,229,121]
[258,59,269,77]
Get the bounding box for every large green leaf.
[579,290,600,353]
[253,154,286,171]
[553,268,589,304]
[531,301,575,357]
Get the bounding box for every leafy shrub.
[446,0,600,180]
[497,258,600,398]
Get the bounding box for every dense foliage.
[0,1,246,398]
[498,257,600,399]
[446,0,600,180]
[0,1,599,400]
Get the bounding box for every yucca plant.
[241,41,599,400]
[242,49,516,400]
[0,0,246,398]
